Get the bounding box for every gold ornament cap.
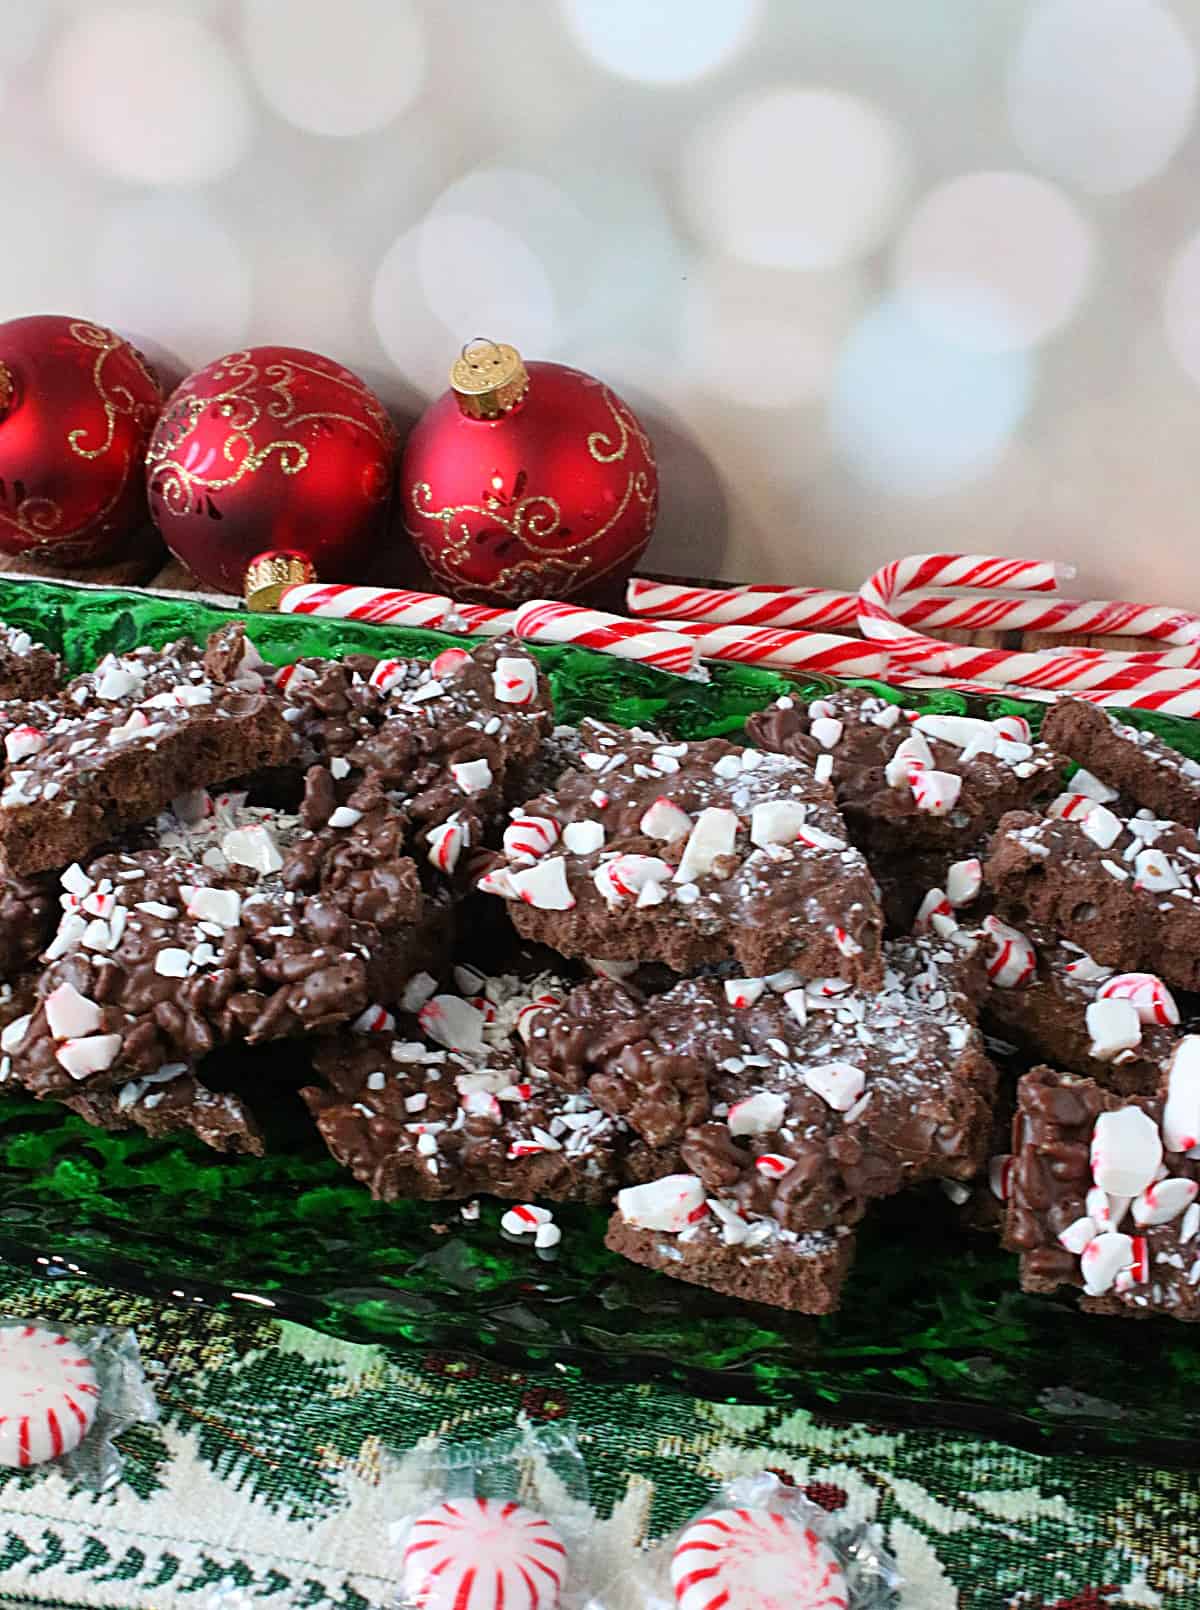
[0,361,13,420]
[450,340,529,420]
[244,549,318,612]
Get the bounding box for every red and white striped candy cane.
[513,599,699,675]
[277,583,452,628]
[660,619,889,677]
[627,576,860,630]
[898,588,1200,645]
[446,602,518,636]
[860,555,1200,682]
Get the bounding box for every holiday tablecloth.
[0,1271,1190,1609]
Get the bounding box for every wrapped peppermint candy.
[0,1318,156,1489]
[391,1425,606,1610]
[619,1473,900,1610]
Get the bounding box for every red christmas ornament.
[0,314,163,566]
[400,342,658,605]
[146,345,397,594]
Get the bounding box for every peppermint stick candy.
[277,583,452,628]
[661,619,888,677]
[859,553,1200,684]
[445,602,518,637]
[513,599,699,674]
[627,576,860,630]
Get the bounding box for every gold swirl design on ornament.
[65,321,162,462]
[586,384,655,466]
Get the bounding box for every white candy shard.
[327,806,362,829]
[1080,1231,1134,1295]
[185,887,241,929]
[1163,1037,1200,1153]
[992,715,1031,744]
[1071,766,1120,803]
[1097,972,1179,1027]
[1131,1177,1198,1227]
[594,854,673,904]
[640,797,692,841]
[803,1061,866,1111]
[493,656,538,705]
[507,857,575,911]
[727,1091,786,1137]
[1064,949,1113,983]
[946,858,983,908]
[911,769,962,816]
[749,800,807,848]
[914,888,952,932]
[154,948,191,978]
[674,807,739,882]
[0,1015,30,1053]
[1085,997,1142,1061]
[451,758,493,795]
[617,1173,707,1233]
[1134,848,1181,891]
[1057,1215,1098,1254]
[4,726,45,763]
[913,713,995,749]
[426,818,466,873]
[61,864,93,899]
[43,983,103,1041]
[1081,804,1122,850]
[419,995,485,1053]
[55,1033,122,1079]
[503,816,559,861]
[723,978,764,1009]
[222,825,283,874]
[1090,1106,1163,1198]
[562,819,605,855]
[810,716,843,749]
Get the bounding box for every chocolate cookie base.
[1042,698,1200,829]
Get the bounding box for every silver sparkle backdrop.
[2,0,1200,605]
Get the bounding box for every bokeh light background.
[3,0,1200,603]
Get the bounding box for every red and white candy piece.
[727,1091,786,1136]
[594,854,673,904]
[4,726,46,763]
[749,800,807,848]
[561,819,604,855]
[500,1204,553,1236]
[1097,973,1179,1027]
[1081,1231,1134,1296]
[427,817,468,873]
[492,656,538,706]
[914,887,952,932]
[452,758,494,796]
[1090,1106,1162,1198]
[402,1497,566,1610]
[1131,1177,1198,1227]
[640,797,692,841]
[1047,792,1098,822]
[1163,1037,1200,1153]
[911,769,962,816]
[1133,847,1181,892]
[884,732,932,788]
[671,1506,848,1610]
[419,995,486,1054]
[351,1004,395,1035]
[1080,804,1122,850]
[803,1061,866,1111]
[983,916,1037,988]
[279,582,452,628]
[431,646,471,678]
[617,1174,707,1232]
[508,858,576,910]
[44,982,103,1041]
[754,1153,795,1179]
[368,658,410,694]
[993,714,1031,744]
[945,857,982,908]
[514,598,699,676]
[1063,949,1113,983]
[724,978,765,1009]
[0,1324,99,1468]
[503,816,560,862]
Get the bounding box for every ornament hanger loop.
[449,339,529,420]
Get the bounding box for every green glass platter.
[4,576,1200,1463]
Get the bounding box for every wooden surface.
[0,542,1164,657]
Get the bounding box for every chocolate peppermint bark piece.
[527,933,995,1230]
[0,639,296,876]
[1007,1059,1200,1319]
[480,730,884,983]
[2,779,438,1102]
[985,799,1200,993]
[606,1175,855,1315]
[984,931,1187,1097]
[747,689,1061,851]
[0,624,61,702]
[303,971,622,1204]
[61,1066,264,1155]
[1041,697,1200,829]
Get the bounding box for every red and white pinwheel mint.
[0,1324,99,1468]
[402,1497,566,1610]
[671,1506,848,1610]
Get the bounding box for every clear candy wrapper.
[621,1474,901,1610]
[390,1423,610,1610]
[0,1316,157,1491]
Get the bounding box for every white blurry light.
[1164,230,1200,389]
[683,89,911,270]
[0,1,52,71]
[682,261,863,408]
[49,7,252,185]
[894,171,1094,353]
[830,297,1033,496]
[92,198,251,368]
[1008,0,1196,195]
[417,215,556,354]
[0,152,103,320]
[242,0,426,136]
[561,0,761,84]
